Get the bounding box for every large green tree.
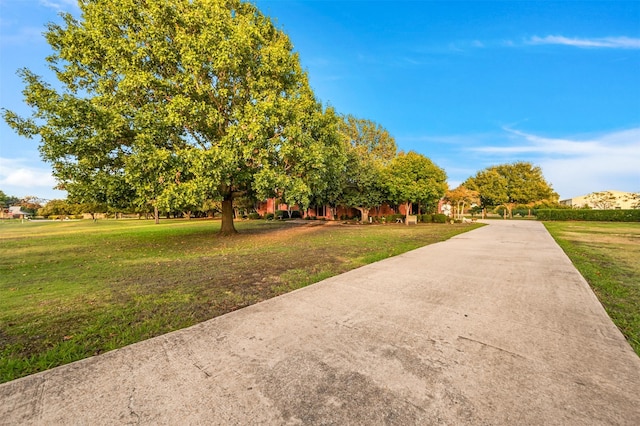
[3,0,329,234]
[336,115,396,223]
[384,151,448,223]
[306,109,347,219]
[283,106,346,219]
[465,161,557,218]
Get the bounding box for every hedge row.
[537,209,640,222]
[382,213,448,223]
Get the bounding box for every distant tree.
[271,107,346,219]
[0,191,20,208]
[307,111,347,219]
[384,151,448,224]
[38,199,79,218]
[231,194,258,219]
[201,199,222,218]
[76,201,107,220]
[0,190,8,208]
[465,162,557,218]
[337,116,396,223]
[17,196,45,215]
[340,115,398,163]
[465,168,508,216]
[3,0,328,235]
[445,185,479,220]
[585,191,617,210]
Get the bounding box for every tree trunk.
[405,202,411,225]
[220,192,237,235]
[154,205,160,224]
[356,207,370,223]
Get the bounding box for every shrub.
[384,214,404,223]
[420,214,433,223]
[512,208,529,217]
[275,209,288,219]
[248,212,261,220]
[432,213,448,223]
[290,210,302,219]
[537,209,640,222]
[265,213,275,220]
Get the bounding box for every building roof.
[8,206,31,216]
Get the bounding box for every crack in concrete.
[193,362,212,378]
[457,335,527,360]
[127,386,140,425]
[34,376,46,420]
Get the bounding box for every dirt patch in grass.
[561,231,639,245]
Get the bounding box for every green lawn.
[0,218,481,383]
[544,221,640,355]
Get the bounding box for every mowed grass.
[0,218,481,382]
[544,221,640,355]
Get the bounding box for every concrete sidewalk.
[2,220,639,425]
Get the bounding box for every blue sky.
[1,0,639,201]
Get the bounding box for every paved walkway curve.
[2,220,639,425]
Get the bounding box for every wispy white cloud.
[398,133,494,146]
[528,35,640,49]
[0,26,45,46]
[0,0,79,46]
[471,128,640,198]
[38,0,78,11]
[476,127,603,155]
[0,157,61,198]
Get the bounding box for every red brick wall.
[254,198,450,220]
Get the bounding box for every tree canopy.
[336,115,396,222]
[464,161,557,217]
[445,185,479,220]
[3,0,332,234]
[384,151,448,221]
[0,190,21,208]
